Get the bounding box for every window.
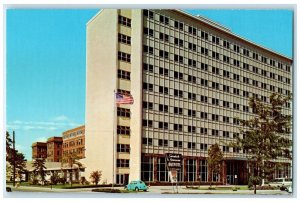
[243,105,249,112]
[159,67,169,76]
[243,77,249,84]
[212,51,220,60]
[188,93,196,101]
[212,66,219,75]
[201,47,208,55]
[142,119,153,127]
[174,54,184,64]
[188,59,197,67]
[174,89,183,98]
[188,43,197,51]
[159,86,169,95]
[174,38,184,47]
[233,59,240,67]
[159,15,169,25]
[117,159,130,167]
[159,32,169,42]
[212,98,219,105]
[243,91,249,98]
[143,10,154,19]
[143,63,154,73]
[223,131,230,138]
[233,74,240,81]
[223,146,229,152]
[118,69,131,80]
[188,109,196,117]
[233,118,239,125]
[200,143,208,150]
[173,124,183,131]
[174,21,184,30]
[212,36,220,44]
[142,101,153,110]
[223,70,230,78]
[223,116,230,123]
[233,103,240,110]
[117,144,130,153]
[201,31,208,40]
[159,139,168,147]
[211,129,219,136]
[243,63,249,70]
[212,114,219,121]
[159,104,168,112]
[142,138,153,145]
[158,122,168,130]
[200,128,208,135]
[212,82,219,90]
[188,126,196,133]
[233,88,240,95]
[174,107,183,115]
[233,45,240,53]
[188,26,197,35]
[243,48,249,56]
[144,27,154,37]
[117,125,130,135]
[223,40,230,49]
[118,33,131,45]
[223,85,230,93]
[118,15,131,27]
[223,55,230,63]
[143,45,154,55]
[173,141,183,148]
[118,51,131,62]
[200,112,208,119]
[188,75,197,83]
[174,71,183,80]
[253,53,258,60]
[117,107,130,118]
[201,63,208,71]
[188,142,196,149]
[201,95,208,103]
[143,82,153,92]
[201,79,208,87]
[159,50,169,59]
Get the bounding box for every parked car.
[125,180,148,191]
[286,185,292,193]
[268,178,292,187]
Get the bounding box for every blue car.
[125,180,148,191]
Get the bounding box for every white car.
[268,178,292,187]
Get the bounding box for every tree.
[61,152,83,186]
[6,131,13,161]
[231,93,292,194]
[207,143,223,187]
[90,170,102,185]
[32,158,47,185]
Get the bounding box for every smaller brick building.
[32,142,47,159]
[62,125,85,159]
[46,137,63,162]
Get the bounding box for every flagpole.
[112,90,116,188]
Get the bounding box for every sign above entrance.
[166,153,182,169]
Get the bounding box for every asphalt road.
[5,185,292,197]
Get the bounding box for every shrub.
[50,173,60,185]
[90,170,102,185]
[80,177,86,185]
[58,177,66,185]
[29,178,39,185]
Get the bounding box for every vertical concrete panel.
[84,9,118,184]
[129,9,143,181]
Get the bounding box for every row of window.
[141,118,240,132]
[118,69,131,80]
[142,44,291,84]
[117,159,130,168]
[143,10,291,72]
[117,144,130,153]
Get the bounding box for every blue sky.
[6,9,293,160]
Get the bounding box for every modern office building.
[85,9,292,185]
[62,125,85,159]
[46,137,63,162]
[31,142,47,159]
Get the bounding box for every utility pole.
[12,131,16,187]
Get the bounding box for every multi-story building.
[85,9,292,185]
[46,137,63,162]
[31,142,47,159]
[62,125,85,159]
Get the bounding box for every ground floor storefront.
[138,153,292,185]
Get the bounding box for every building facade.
[31,142,47,159]
[46,137,63,162]
[62,125,85,159]
[85,9,292,185]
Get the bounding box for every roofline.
[86,9,103,26]
[173,9,292,62]
[62,125,85,135]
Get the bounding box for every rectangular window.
[188,26,197,35]
[188,142,196,149]
[159,50,169,59]
[142,119,153,127]
[118,51,131,63]
[143,82,154,92]
[118,15,131,27]
[159,32,169,42]
[159,86,169,95]
[159,15,169,25]
[144,27,154,37]
[117,144,130,153]
[118,33,131,45]
[118,69,131,80]
[143,45,154,55]
[142,101,153,110]
[143,63,154,73]
[117,125,130,135]
[117,107,130,118]
[143,10,154,19]
[174,21,184,30]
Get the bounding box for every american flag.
[116,92,134,104]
